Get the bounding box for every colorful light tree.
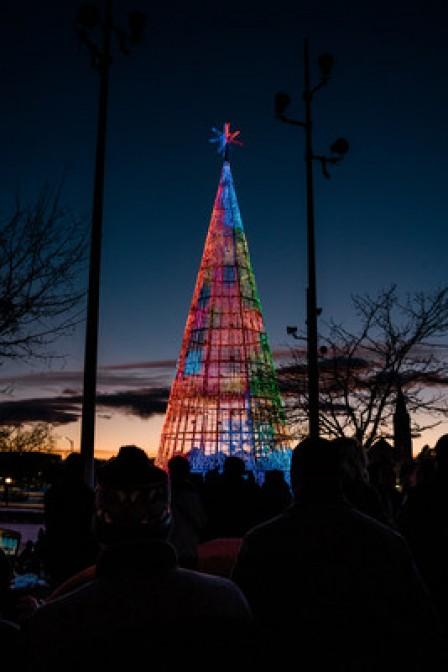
[157,124,291,475]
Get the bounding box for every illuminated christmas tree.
[157,124,290,474]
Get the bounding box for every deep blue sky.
[0,0,448,453]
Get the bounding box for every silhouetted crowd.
[2,437,448,670]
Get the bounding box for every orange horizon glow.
[53,411,448,463]
[54,413,163,461]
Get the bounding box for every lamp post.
[276,39,349,439]
[77,1,145,486]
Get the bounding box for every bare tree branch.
[279,287,448,449]
[0,190,86,363]
[0,423,55,453]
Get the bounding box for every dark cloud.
[0,371,83,387]
[277,357,448,396]
[0,396,80,425]
[319,356,370,371]
[409,343,448,358]
[95,388,169,419]
[397,371,448,387]
[0,387,170,426]
[277,355,369,380]
[0,366,173,392]
[101,360,176,371]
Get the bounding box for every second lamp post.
[276,38,349,440]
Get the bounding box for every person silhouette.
[333,437,387,524]
[167,455,207,568]
[233,437,441,670]
[26,445,252,672]
[42,453,96,587]
[206,456,261,538]
[259,469,292,521]
[400,434,448,630]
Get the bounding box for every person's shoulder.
[28,580,97,631]
[243,508,295,541]
[347,506,408,547]
[174,568,251,615]
[244,502,405,546]
[347,505,394,531]
[176,566,243,593]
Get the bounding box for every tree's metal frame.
[158,129,290,473]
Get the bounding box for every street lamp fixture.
[286,325,299,338]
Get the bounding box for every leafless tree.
[279,287,448,449]
[0,422,55,453]
[0,190,85,364]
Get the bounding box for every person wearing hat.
[25,446,252,672]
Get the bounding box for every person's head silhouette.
[332,437,368,484]
[168,454,191,482]
[291,437,341,500]
[95,445,171,546]
[223,456,246,479]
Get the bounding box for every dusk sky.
[0,0,448,457]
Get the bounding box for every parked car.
[0,507,44,547]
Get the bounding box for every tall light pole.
[77,2,145,486]
[276,39,349,440]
